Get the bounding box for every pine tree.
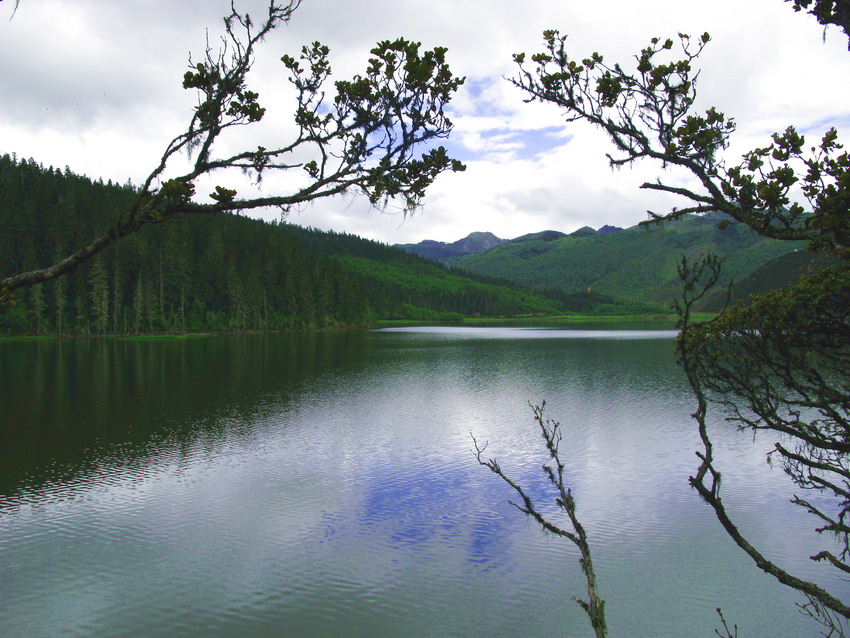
[112,263,123,334]
[53,273,67,336]
[132,273,146,334]
[73,288,90,336]
[30,282,45,334]
[90,256,110,335]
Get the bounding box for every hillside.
[449,214,806,305]
[4,154,815,336]
[282,225,564,319]
[0,155,373,334]
[700,249,840,311]
[0,155,565,335]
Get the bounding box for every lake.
[1,326,847,636]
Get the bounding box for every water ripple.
[2,331,847,637]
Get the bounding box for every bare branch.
[472,402,607,638]
[714,608,738,638]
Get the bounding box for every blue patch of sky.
[460,78,503,114]
[800,114,850,138]
[515,126,572,160]
[451,78,575,161]
[325,76,575,164]
[439,137,479,163]
[441,125,572,163]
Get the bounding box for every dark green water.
[1,327,846,636]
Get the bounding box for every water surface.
[1,327,845,636]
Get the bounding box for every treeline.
[0,155,375,335]
[0,155,563,336]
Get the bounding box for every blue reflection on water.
[360,460,513,561]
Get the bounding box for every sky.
[1,0,848,245]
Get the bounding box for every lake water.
[1,326,847,636]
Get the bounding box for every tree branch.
[2,2,465,299]
[472,402,607,638]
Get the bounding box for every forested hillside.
[283,225,568,318]
[450,213,807,305]
[0,156,563,335]
[0,155,376,334]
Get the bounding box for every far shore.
[1,313,716,341]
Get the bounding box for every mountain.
[448,214,807,305]
[397,226,626,261]
[598,225,623,234]
[2,155,817,334]
[395,231,506,260]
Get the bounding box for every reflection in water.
[0,332,373,496]
[1,328,847,637]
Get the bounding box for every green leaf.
[209,185,237,203]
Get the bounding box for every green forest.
[0,154,570,336]
[3,153,830,337]
[3,153,819,337]
[446,214,811,308]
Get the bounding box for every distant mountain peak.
[570,225,623,237]
[395,231,507,260]
[511,230,566,243]
[598,225,623,234]
[454,231,505,251]
[570,226,597,237]
[397,224,631,261]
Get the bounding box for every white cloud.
[1,0,848,246]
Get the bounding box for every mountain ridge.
[443,214,806,307]
[396,225,624,260]
[394,231,507,261]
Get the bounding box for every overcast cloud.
[1,0,848,244]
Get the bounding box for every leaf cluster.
[512,31,848,256]
[284,37,466,209]
[788,0,850,49]
[2,1,465,296]
[512,30,722,173]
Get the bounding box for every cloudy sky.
[1,0,848,245]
